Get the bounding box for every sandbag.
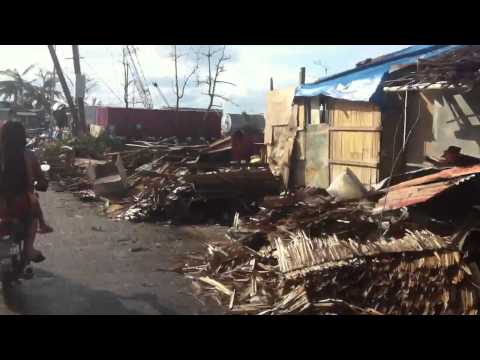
[327,168,367,201]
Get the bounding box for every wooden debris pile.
[181,225,480,315]
[272,231,478,315]
[416,45,480,85]
[225,187,402,249]
[40,136,281,225]
[180,240,282,314]
[179,177,480,314]
[113,162,280,224]
[384,45,480,89]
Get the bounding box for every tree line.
[0,65,99,112]
[0,45,235,113]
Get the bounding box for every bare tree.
[170,45,198,112]
[198,45,236,111]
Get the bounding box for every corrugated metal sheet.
[390,164,480,190]
[295,45,463,102]
[374,165,480,212]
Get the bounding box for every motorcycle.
[0,163,50,290]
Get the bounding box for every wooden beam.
[329,159,380,168]
[329,127,382,132]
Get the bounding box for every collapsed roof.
[383,45,480,92]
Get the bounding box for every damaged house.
[266,45,480,190]
[178,45,480,315]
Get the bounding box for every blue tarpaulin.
[295,45,464,102]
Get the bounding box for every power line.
[82,59,123,104]
[376,88,423,234]
[153,45,185,108]
[133,47,169,108]
[124,45,153,108]
[106,45,122,84]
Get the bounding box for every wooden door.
[328,101,381,187]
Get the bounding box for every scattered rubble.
[39,135,279,225]
[35,130,480,314]
[177,164,480,315]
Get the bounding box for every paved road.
[0,191,225,315]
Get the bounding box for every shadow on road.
[1,269,178,315]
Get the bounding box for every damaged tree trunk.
[48,45,79,135]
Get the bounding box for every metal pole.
[50,45,56,125]
[72,45,86,135]
[47,45,79,135]
[403,90,408,150]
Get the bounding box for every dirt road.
[0,191,224,315]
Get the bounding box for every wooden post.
[299,67,306,85]
[48,45,79,135]
[72,45,86,135]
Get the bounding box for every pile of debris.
[384,45,480,90]
[106,157,279,224]
[41,135,280,225]
[178,165,480,315]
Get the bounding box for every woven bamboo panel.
[329,101,381,186]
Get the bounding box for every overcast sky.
[0,45,409,113]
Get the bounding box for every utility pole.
[72,45,86,135]
[122,46,130,108]
[50,45,57,128]
[299,67,306,85]
[48,45,79,134]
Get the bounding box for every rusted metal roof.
[375,179,456,212]
[374,165,480,213]
[390,164,480,190]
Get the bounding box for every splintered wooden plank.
[198,277,233,296]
